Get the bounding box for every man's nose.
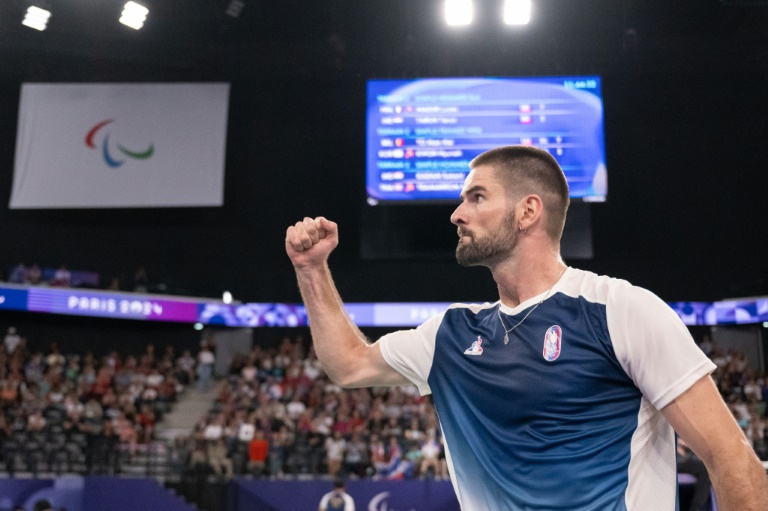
[450,203,466,226]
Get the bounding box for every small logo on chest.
[464,336,484,356]
[543,325,562,362]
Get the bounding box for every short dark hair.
[33,500,53,511]
[333,478,345,489]
[470,145,570,241]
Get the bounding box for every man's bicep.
[661,375,746,465]
[339,310,443,391]
[342,342,412,388]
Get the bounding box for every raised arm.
[285,216,409,388]
[662,375,768,510]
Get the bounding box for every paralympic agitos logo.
[85,119,155,168]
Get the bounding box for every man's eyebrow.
[460,185,487,200]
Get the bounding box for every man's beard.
[455,211,517,267]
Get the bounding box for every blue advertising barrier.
[0,477,195,511]
[0,479,51,511]
[228,479,460,511]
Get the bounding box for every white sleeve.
[377,311,445,396]
[318,493,329,510]
[607,284,716,410]
[344,494,355,511]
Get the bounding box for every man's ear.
[517,194,544,233]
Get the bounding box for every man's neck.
[492,244,566,308]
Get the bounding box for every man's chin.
[455,248,484,267]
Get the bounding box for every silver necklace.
[497,266,567,345]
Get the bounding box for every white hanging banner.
[10,82,230,209]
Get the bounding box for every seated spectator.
[420,430,441,478]
[248,429,268,476]
[4,327,21,355]
[26,263,42,284]
[133,266,149,293]
[370,434,388,476]
[382,436,412,480]
[137,404,157,443]
[241,361,257,383]
[189,437,208,475]
[88,420,119,475]
[207,438,234,479]
[91,367,112,400]
[343,432,369,477]
[269,429,288,478]
[27,409,46,431]
[325,430,346,476]
[404,417,425,448]
[51,265,72,287]
[169,435,191,476]
[0,377,20,409]
[197,346,215,392]
[203,415,225,441]
[238,421,255,443]
[24,353,45,385]
[9,263,26,284]
[46,343,65,369]
[113,412,138,456]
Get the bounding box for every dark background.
[0,0,767,310]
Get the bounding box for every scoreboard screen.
[366,76,606,203]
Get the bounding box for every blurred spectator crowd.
[177,333,768,482]
[6,263,150,293]
[1,325,766,483]
[174,336,448,481]
[0,326,191,475]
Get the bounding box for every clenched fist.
[285,216,339,270]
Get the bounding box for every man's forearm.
[295,263,369,385]
[708,442,768,510]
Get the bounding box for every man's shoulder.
[559,267,643,306]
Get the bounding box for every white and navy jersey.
[379,267,715,511]
[318,490,355,511]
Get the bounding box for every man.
[286,145,768,510]
[318,478,355,511]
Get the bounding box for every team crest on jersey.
[464,336,484,356]
[543,325,562,362]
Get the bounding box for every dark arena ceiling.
[0,0,767,80]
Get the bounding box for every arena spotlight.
[503,0,532,25]
[119,1,149,30]
[222,291,233,304]
[194,322,204,331]
[225,0,245,18]
[445,0,473,26]
[22,6,51,31]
